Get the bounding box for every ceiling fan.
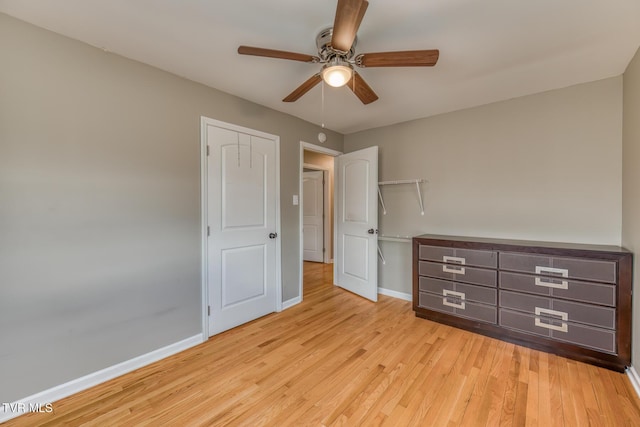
[237,0,439,105]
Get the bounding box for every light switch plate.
[293,195,299,205]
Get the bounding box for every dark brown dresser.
[412,234,633,372]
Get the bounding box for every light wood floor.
[6,262,640,426]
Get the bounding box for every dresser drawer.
[499,290,615,329]
[419,277,497,305]
[499,271,616,307]
[419,260,497,287]
[419,245,497,269]
[419,292,497,324]
[499,308,616,354]
[499,252,616,283]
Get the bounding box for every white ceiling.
[2,0,640,134]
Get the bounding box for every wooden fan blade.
[347,71,378,105]
[238,46,319,63]
[358,50,439,67]
[331,0,368,53]
[283,74,322,102]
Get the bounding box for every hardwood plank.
[525,363,539,427]
[458,338,501,425]
[497,344,520,426]
[4,262,639,426]
[557,358,580,426]
[537,352,553,426]
[435,366,480,426]
[547,350,566,427]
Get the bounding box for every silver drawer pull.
[442,289,465,309]
[535,276,568,290]
[443,256,466,274]
[535,307,568,320]
[443,255,465,265]
[535,266,568,277]
[443,264,465,274]
[534,307,568,333]
[535,317,568,333]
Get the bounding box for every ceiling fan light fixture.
[321,61,353,88]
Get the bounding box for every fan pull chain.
[321,80,325,129]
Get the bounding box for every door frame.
[201,116,282,338]
[302,166,330,264]
[298,141,342,302]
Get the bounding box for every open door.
[335,146,378,301]
[303,170,324,262]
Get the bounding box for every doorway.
[302,169,326,263]
[299,142,341,299]
[299,142,379,302]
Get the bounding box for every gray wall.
[346,78,623,295]
[623,46,640,369]
[0,13,342,402]
[378,239,412,295]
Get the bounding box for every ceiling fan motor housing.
[316,27,357,62]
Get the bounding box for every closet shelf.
[378,235,412,243]
[378,179,425,185]
[377,179,426,215]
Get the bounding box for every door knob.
[367,229,375,234]
[269,232,278,239]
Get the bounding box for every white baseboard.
[0,334,204,423]
[281,296,302,310]
[378,287,412,302]
[627,366,640,399]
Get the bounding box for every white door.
[335,146,378,301]
[303,171,324,262]
[205,121,279,336]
